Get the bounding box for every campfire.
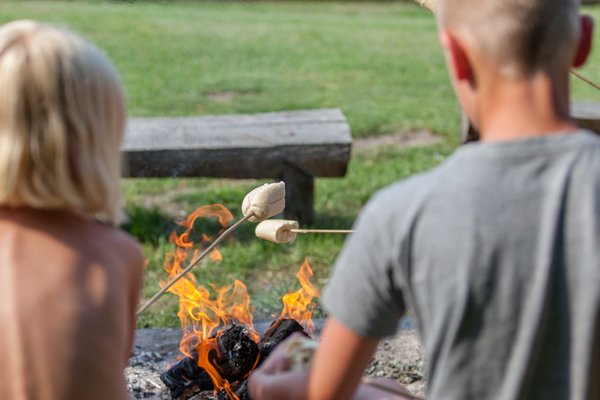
[157,203,320,400]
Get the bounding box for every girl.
[0,20,144,400]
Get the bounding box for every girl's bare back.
[0,208,144,400]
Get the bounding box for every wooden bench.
[461,101,600,142]
[122,109,352,225]
[571,102,600,134]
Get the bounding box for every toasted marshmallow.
[416,0,435,11]
[241,182,285,222]
[284,336,319,372]
[255,219,298,244]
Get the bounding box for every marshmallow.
[284,336,319,372]
[416,0,435,11]
[255,219,298,244]
[241,182,285,222]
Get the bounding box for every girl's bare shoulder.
[87,219,145,272]
[0,208,145,272]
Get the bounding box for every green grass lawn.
[2,1,600,327]
[1,0,458,137]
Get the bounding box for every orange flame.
[160,204,258,358]
[161,205,321,398]
[197,337,239,400]
[280,258,320,334]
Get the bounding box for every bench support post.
[281,162,314,225]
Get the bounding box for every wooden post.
[281,162,314,226]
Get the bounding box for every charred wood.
[216,380,250,400]
[161,325,258,399]
[258,318,308,363]
[160,350,213,399]
[214,325,260,382]
[162,320,310,399]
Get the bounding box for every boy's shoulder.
[365,131,600,225]
[371,155,453,210]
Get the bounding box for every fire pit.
[136,204,322,400]
[126,321,425,400]
[130,202,426,400]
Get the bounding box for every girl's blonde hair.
[0,20,126,225]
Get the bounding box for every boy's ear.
[573,15,594,69]
[439,30,473,82]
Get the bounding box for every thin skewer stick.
[361,376,425,400]
[290,228,354,234]
[570,69,600,92]
[136,212,255,316]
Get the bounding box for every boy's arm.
[307,317,380,400]
[249,317,381,400]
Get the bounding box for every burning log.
[213,325,260,381]
[160,325,259,399]
[160,349,214,399]
[217,319,309,400]
[216,380,250,400]
[161,319,308,400]
[258,318,308,363]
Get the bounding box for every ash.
[126,321,426,400]
[126,328,178,399]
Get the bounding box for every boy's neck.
[477,70,577,142]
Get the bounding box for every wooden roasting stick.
[291,228,354,234]
[415,0,600,94]
[137,182,286,316]
[570,69,600,92]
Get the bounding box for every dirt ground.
[126,320,426,399]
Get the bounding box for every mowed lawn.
[2,1,599,327]
[1,1,457,137]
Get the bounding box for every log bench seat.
[122,108,352,225]
[571,102,600,134]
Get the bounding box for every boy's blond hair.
[436,0,580,77]
[0,20,126,225]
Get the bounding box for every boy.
[248,0,599,399]
[0,21,145,399]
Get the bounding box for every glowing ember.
[280,258,320,335]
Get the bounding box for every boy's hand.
[248,333,309,400]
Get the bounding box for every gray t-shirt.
[322,131,600,400]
